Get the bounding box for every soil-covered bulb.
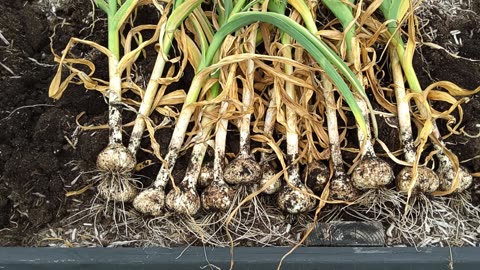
[437,166,473,193]
[352,157,394,190]
[165,183,201,216]
[224,154,261,185]
[259,164,281,194]
[304,160,329,192]
[96,144,136,173]
[201,182,235,211]
[133,188,166,216]
[277,185,316,214]
[396,167,440,193]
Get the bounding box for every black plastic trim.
[0,247,479,269]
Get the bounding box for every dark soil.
[415,3,480,198]
[0,0,479,246]
[0,0,109,245]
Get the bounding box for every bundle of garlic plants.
[132,0,370,246]
[48,0,200,239]
[317,0,480,246]
[376,0,480,246]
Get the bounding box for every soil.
[0,0,479,247]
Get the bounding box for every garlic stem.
[107,57,123,145]
[277,37,315,213]
[390,47,416,163]
[128,56,166,155]
[223,22,262,186]
[201,101,235,211]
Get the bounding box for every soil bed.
[0,0,479,247]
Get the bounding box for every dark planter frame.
[0,247,479,269]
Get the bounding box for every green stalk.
[203,11,366,131]
[378,0,426,161]
[291,0,373,136]
[379,0,422,94]
[108,0,120,59]
[92,0,140,145]
[94,0,139,146]
[174,0,185,9]
[390,46,416,163]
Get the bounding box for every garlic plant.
[49,0,144,202]
[223,10,262,188]
[201,101,235,211]
[162,11,220,216]
[258,94,282,195]
[93,0,140,202]
[288,0,361,201]
[164,115,216,216]
[133,2,216,216]
[388,46,439,194]
[204,48,264,213]
[276,31,315,214]
[379,0,472,195]
[320,0,394,192]
[134,0,245,215]
[135,0,369,211]
[125,0,205,214]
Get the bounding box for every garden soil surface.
[1,0,479,246]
